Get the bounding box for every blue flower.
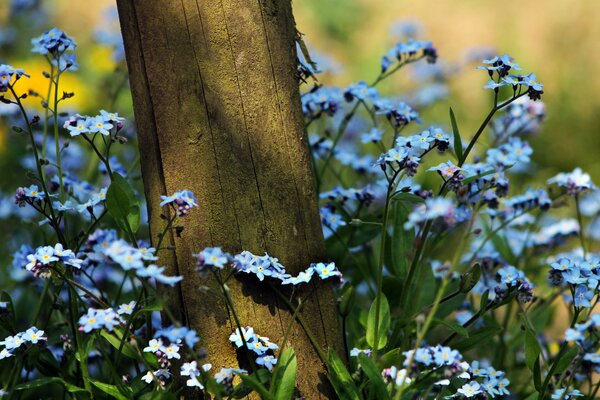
[415,348,433,365]
[548,168,595,195]
[483,80,508,90]
[405,198,456,229]
[194,247,230,270]
[433,345,460,365]
[360,128,384,144]
[78,309,105,333]
[470,360,489,377]
[521,73,544,91]
[35,246,59,265]
[88,116,113,136]
[344,81,379,102]
[21,327,46,344]
[282,267,315,285]
[229,326,256,348]
[552,388,584,399]
[301,87,342,119]
[0,64,29,92]
[573,284,594,308]
[427,161,462,179]
[497,265,523,286]
[22,185,44,200]
[320,207,346,233]
[31,28,76,55]
[256,355,277,371]
[313,262,340,280]
[160,190,199,216]
[375,101,420,128]
[457,381,482,398]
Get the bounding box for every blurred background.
[1,0,600,177]
[294,0,600,180]
[1,0,599,250]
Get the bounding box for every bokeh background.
[1,0,599,252]
[2,0,600,175]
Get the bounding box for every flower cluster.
[80,229,183,286]
[375,128,450,175]
[21,243,82,278]
[31,28,78,71]
[0,64,29,93]
[31,27,76,55]
[229,326,279,371]
[374,99,421,129]
[551,388,584,400]
[193,247,343,285]
[486,137,532,169]
[78,307,123,333]
[160,189,199,216]
[478,54,544,101]
[563,314,600,381]
[321,205,347,238]
[381,38,438,73]
[471,262,534,303]
[320,185,376,209]
[380,345,510,398]
[490,97,546,141]
[548,168,595,196]
[344,81,379,102]
[139,325,202,388]
[180,361,212,389]
[63,110,125,137]
[0,327,47,360]
[301,86,343,120]
[404,198,458,230]
[548,256,599,307]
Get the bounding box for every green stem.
[575,194,587,258]
[271,284,328,364]
[53,59,64,196]
[372,169,402,358]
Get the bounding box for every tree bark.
[116,0,342,397]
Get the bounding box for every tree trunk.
[116,0,342,397]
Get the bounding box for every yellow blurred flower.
[12,59,93,112]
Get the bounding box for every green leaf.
[380,348,403,368]
[100,330,138,360]
[479,290,490,312]
[357,353,387,399]
[90,380,131,400]
[391,192,425,203]
[366,294,390,350]
[554,345,580,374]
[524,329,541,371]
[433,318,469,337]
[385,202,414,278]
[0,291,16,331]
[271,348,297,400]
[453,326,501,351]
[239,374,275,400]
[139,298,164,313]
[12,377,86,393]
[106,173,141,234]
[461,264,481,293]
[524,392,539,400]
[533,356,542,391]
[327,348,361,400]
[449,107,463,163]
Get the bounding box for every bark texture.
[116,0,342,397]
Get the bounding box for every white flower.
[141,371,154,384]
[161,344,180,359]
[143,338,162,353]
